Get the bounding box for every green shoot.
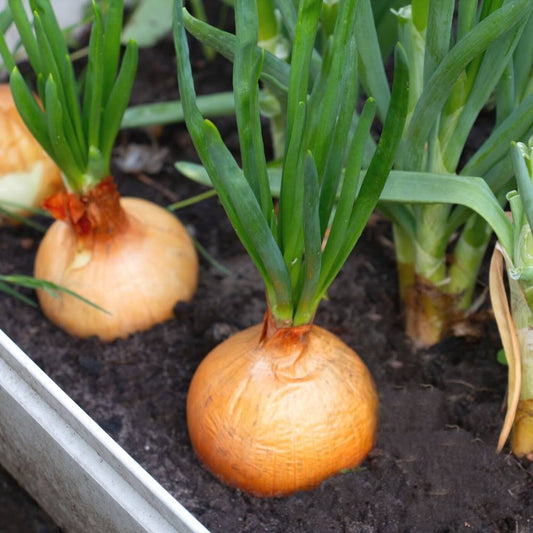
[0,274,110,313]
[173,0,409,327]
[0,0,138,193]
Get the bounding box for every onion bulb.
[35,178,198,341]
[0,84,62,221]
[187,314,378,496]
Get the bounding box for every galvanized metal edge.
[0,329,210,533]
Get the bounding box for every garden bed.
[1,29,533,533]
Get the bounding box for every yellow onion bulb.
[187,319,378,497]
[35,195,198,341]
[0,84,62,221]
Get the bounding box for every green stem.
[413,203,450,284]
[167,189,217,210]
[392,221,415,301]
[447,213,492,309]
[321,0,338,38]
[394,5,425,139]
[411,0,429,31]
[518,330,533,409]
[257,0,278,44]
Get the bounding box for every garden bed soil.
[1,26,533,533]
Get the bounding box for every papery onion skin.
[187,321,378,497]
[35,196,198,341]
[0,84,62,221]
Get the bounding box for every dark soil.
[1,22,533,533]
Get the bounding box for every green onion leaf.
[8,0,42,73]
[44,75,84,188]
[122,92,238,128]
[9,67,53,156]
[100,39,138,171]
[294,152,322,325]
[83,3,104,150]
[512,142,533,236]
[32,11,85,170]
[320,98,376,290]
[183,7,291,91]
[174,0,293,322]
[101,0,124,99]
[355,0,390,122]
[0,280,38,307]
[233,0,272,220]
[404,0,531,171]
[0,274,109,313]
[316,44,409,299]
[381,171,514,258]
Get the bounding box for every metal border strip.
[0,329,209,533]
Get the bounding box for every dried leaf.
[489,244,522,452]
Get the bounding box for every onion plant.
[369,134,533,458]
[488,138,533,460]
[358,138,533,458]
[167,0,533,351]
[174,0,409,495]
[368,135,533,460]
[0,0,198,341]
[378,0,533,347]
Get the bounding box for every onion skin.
[35,196,198,341]
[511,400,533,460]
[0,84,62,221]
[187,318,378,497]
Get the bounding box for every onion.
[0,84,62,221]
[187,314,378,496]
[35,179,198,341]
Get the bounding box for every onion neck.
[42,177,129,248]
[258,309,322,382]
[259,308,312,344]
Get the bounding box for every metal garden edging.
[0,329,209,533]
